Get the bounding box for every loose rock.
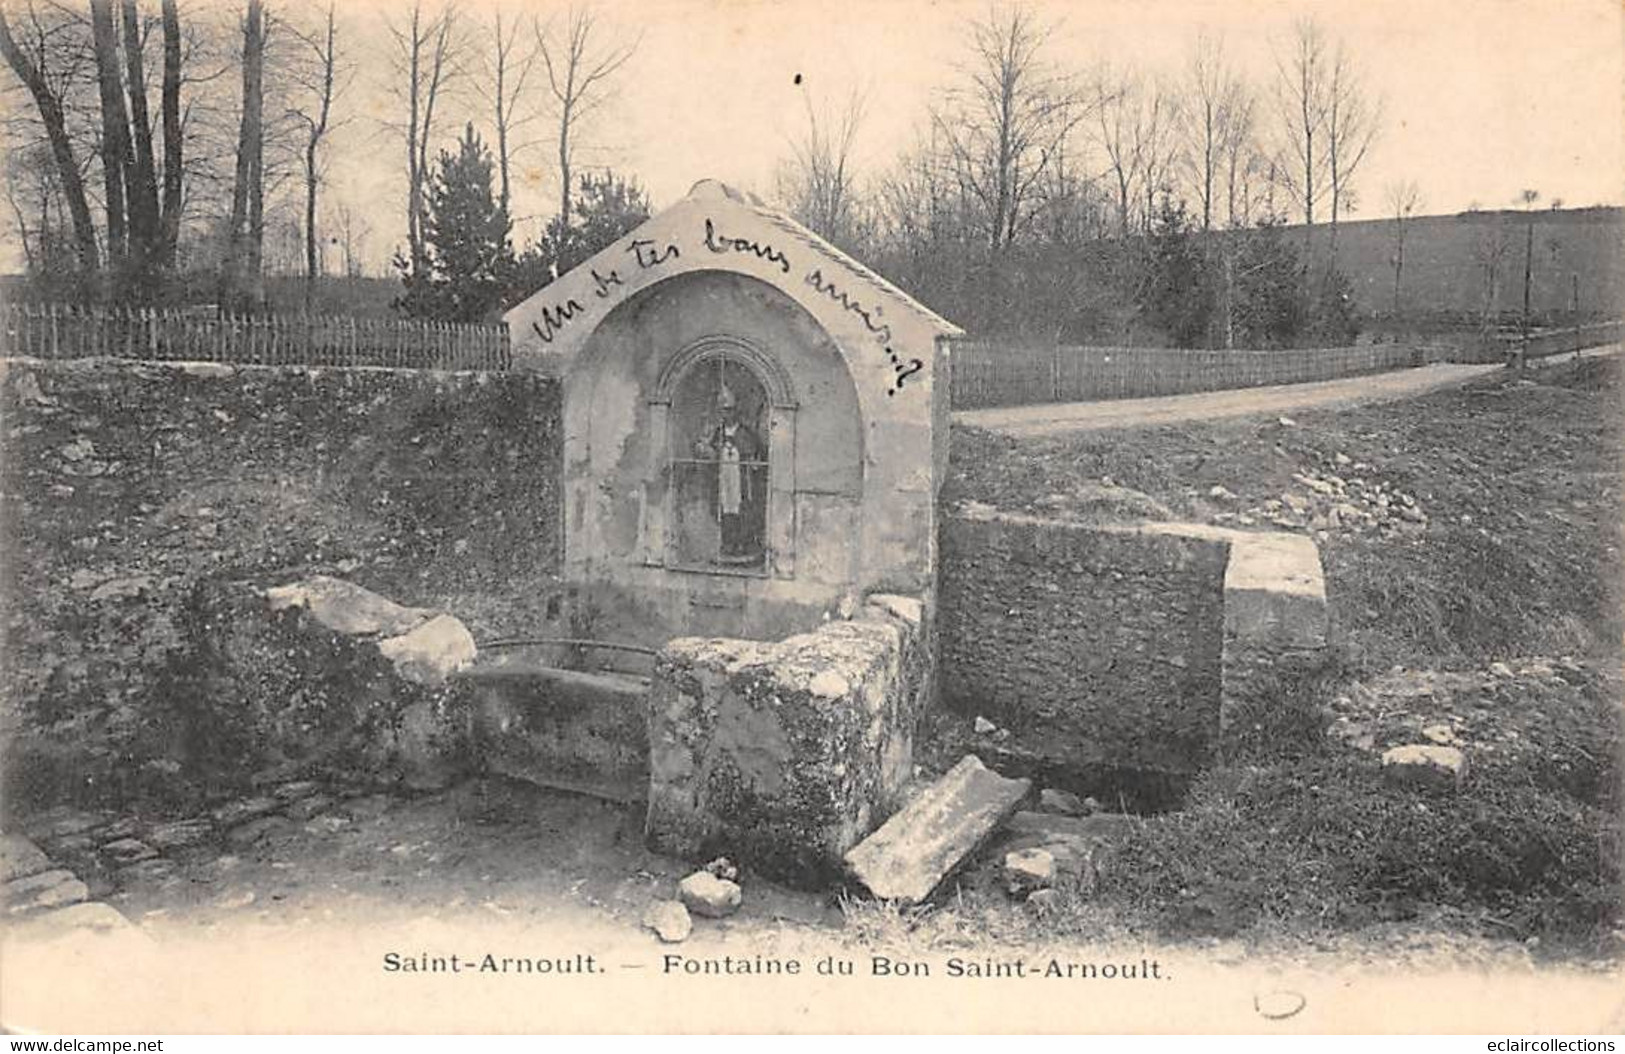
[211,797,280,827]
[643,900,694,943]
[5,869,90,914]
[678,871,743,919]
[147,820,214,852]
[1036,788,1087,817]
[1004,848,1056,895]
[100,839,157,866]
[1381,744,1468,791]
[227,816,296,846]
[0,835,52,882]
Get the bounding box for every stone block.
[643,900,693,942]
[845,755,1031,904]
[5,869,89,914]
[0,835,52,882]
[1381,744,1468,791]
[677,872,742,919]
[1003,848,1056,894]
[460,663,649,803]
[1222,533,1329,650]
[646,597,929,887]
[1037,788,1088,817]
[191,576,479,791]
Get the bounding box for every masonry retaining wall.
[0,356,562,815]
[940,506,1329,800]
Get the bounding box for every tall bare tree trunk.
[120,0,162,291]
[225,0,265,312]
[303,4,337,307]
[0,10,100,279]
[90,0,133,281]
[159,0,183,268]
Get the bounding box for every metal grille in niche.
[669,354,770,573]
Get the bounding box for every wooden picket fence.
[1452,320,1625,365]
[949,340,1429,409]
[0,303,512,371]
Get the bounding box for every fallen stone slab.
[844,755,1032,905]
[1381,744,1468,791]
[678,871,743,919]
[0,834,52,882]
[5,869,90,914]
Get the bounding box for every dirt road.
[953,349,1617,437]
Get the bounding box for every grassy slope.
[939,356,1623,954]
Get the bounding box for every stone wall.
[646,594,930,887]
[0,357,562,816]
[939,506,1329,802]
[940,507,1230,788]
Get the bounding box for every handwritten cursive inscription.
[629,239,680,269]
[530,298,585,345]
[703,218,791,274]
[805,268,923,395]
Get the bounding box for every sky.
[4,0,1624,275]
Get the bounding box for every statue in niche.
[671,358,770,571]
[694,379,767,566]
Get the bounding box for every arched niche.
[559,269,865,643]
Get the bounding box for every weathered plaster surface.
[505,180,959,647]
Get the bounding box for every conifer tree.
[399,122,514,321]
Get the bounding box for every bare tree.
[1133,77,1177,233]
[0,3,100,276]
[935,5,1090,252]
[157,0,181,266]
[479,9,539,216]
[1324,38,1379,264]
[1469,216,1512,330]
[89,0,134,270]
[1384,178,1420,316]
[289,0,346,302]
[385,0,465,281]
[334,197,370,277]
[222,0,265,311]
[1094,68,1140,236]
[1220,84,1260,228]
[1269,16,1331,242]
[776,87,868,247]
[118,0,162,275]
[535,5,636,231]
[1180,30,1250,232]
